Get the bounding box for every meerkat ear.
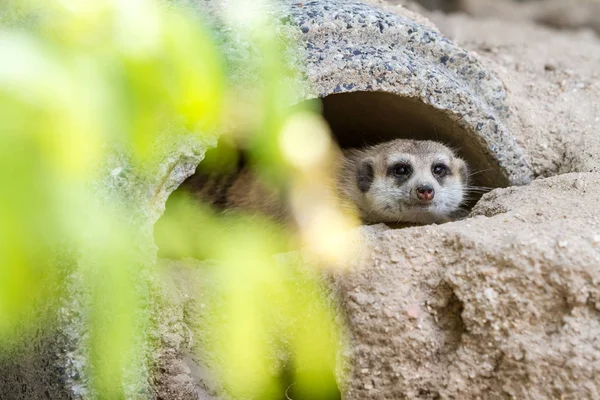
[357,159,375,193]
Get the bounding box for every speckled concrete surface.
[204,0,534,187]
[285,0,532,188]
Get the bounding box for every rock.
[211,0,536,188]
[337,173,600,399]
[289,0,532,188]
[0,133,214,399]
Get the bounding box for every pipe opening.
[318,91,510,194]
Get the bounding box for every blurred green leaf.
[1,0,347,398]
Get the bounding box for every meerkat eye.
[432,163,449,177]
[390,163,412,177]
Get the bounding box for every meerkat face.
[348,139,469,224]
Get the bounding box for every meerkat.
[337,139,469,225]
[179,139,469,225]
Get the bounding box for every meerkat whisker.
[467,168,494,177]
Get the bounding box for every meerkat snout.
[416,184,435,202]
[338,139,470,225]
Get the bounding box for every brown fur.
[180,166,288,219]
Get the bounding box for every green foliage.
[0,0,351,398]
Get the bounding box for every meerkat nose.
[416,184,435,201]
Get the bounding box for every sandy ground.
[430,8,600,179]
